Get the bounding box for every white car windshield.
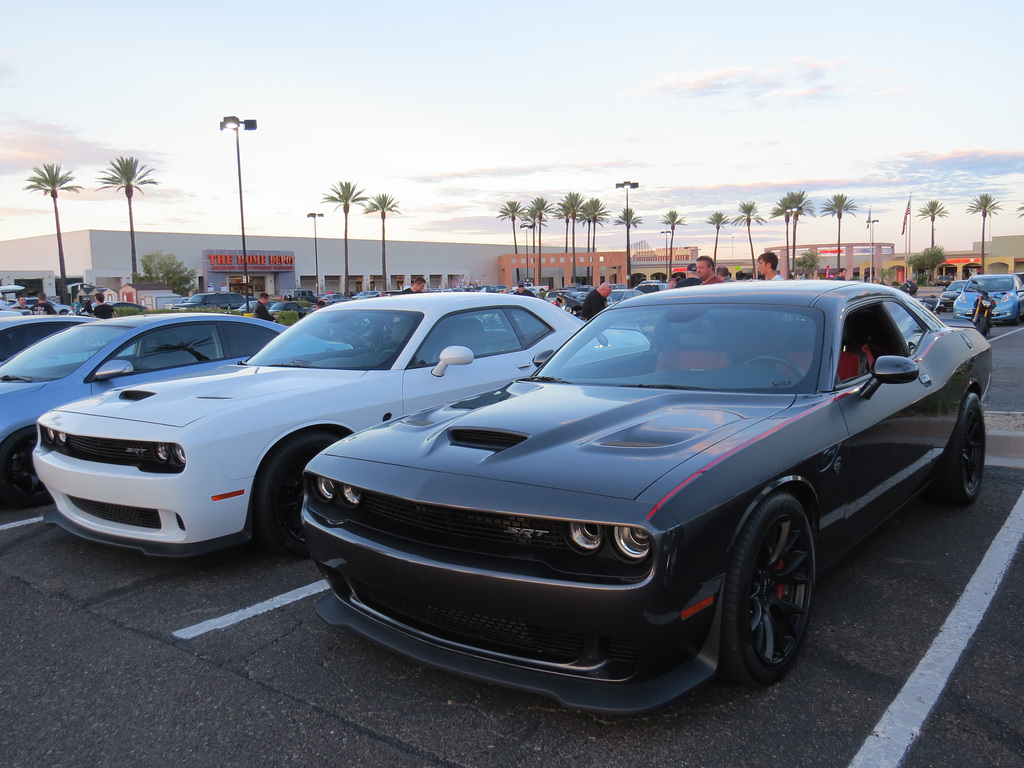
[0,323,130,382]
[532,303,823,393]
[966,277,1015,293]
[246,309,422,370]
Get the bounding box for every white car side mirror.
[431,345,474,377]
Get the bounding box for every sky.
[2,0,1023,263]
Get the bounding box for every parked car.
[635,281,670,294]
[269,301,312,319]
[320,294,351,305]
[22,296,74,315]
[952,274,1024,326]
[108,301,148,313]
[284,289,316,302]
[352,291,382,300]
[0,315,93,363]
[0,313,283,507]
[34,294,583,556]
[933,274,955,287]
[303,281,991,714]
[172,292,246,311]
[608,288,643,305]
[937,279,968,313]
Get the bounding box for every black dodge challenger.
[302,281,991,714]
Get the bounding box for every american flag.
[900,197,911,235]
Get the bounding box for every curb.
[986,430,1024,469]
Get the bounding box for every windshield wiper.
[1,374,33,382]
[263,361,312,368]
[527,375,571,384]
[623,383,701,390]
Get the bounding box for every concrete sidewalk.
[986,412,1024,469]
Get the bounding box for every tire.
[252,431,339,556]
[0,427,50,507]
[720,491,815,687]
[923,392,985,506]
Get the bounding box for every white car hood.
[52,365,371,427]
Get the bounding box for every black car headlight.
[312,475,338,503]
[613,525,651,560]
[567,522,603,552]
[154,442,186,467]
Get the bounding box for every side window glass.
[221,323,280,357]
[836,304,906,386]
[411,309,519,368]
[883,302,926,355]
[505,307,554,348]
[113,324,224,372]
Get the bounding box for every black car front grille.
[53,435,183,474]
[352,580,639,673]
[360,491,570,551]
[69,496,161,529]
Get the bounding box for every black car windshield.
[246,308,422,370]
[534,303,823,393]
[0,323,131,382]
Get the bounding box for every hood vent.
[449,428,528,451]
[118,390,156,401]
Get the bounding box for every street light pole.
[220,116,257,300]
[307,212,323,294]
[868,218,879,282]
[616,181,639,287]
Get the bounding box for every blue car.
[952,274,1024,326]
[0,313,283,507]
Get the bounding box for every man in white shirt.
[757,252,785,281]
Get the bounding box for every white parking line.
[173,580,330,640]
[989,326,1024,342]
[849,486,1024,768]
[0,516,43,531]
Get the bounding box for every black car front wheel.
[720,491,815,687]
[252,430,340,556]
[923,392,985,506]
[0,427,50,507]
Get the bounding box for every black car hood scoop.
[448,428,529,451]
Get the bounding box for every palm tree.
[705,212,728,261]
[323,182,369,294]
[362,193,401,290]
[582,198,610,252]
[614,208,642,287]
[1017,202,1024,218]
[916,200,949,249]
[554,200,571,254]
[966,194,1002,274]
[527,197,554,285]
[821,194,857,272]
[660,210,686,278]
[24,163,82,303]
[731,201,765,275]
[497,200,526,254]
[96,157,158,276]
[769,196,794,278]
[786,192,815,276]
[560,192,586,283]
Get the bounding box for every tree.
[24,163,82,304]
[526,197,554,285]
[97,156,158,276]
[581,198,610,252]
[906,246,947,283]
[795,250,820,278]
[614,208,643,287]
[497,200,526,255]
[786,191,815,277]
[916,200,949,249]
[362,193,401,290]
[136,250,198,296]
[821,193,857,272]
[732,201,765,275]
[966,194,1002,273]
[560,192,586,283]
[769,196,794,278]
[660,210,686,278]
[1018,202,1024,218]
[705,212,728,261]
[323,181,369,295]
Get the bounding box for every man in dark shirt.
[512,282,538,297]
[581,282,612,320]
[91,294,115,319]
[31,292,57,315]
[253,292,276,322]
[400,277,427,294]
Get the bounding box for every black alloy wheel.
[720,491,815,686]
[252,431,339,556]
[923,392,985,506]
[0,427,50,507]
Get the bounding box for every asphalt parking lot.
[2,323,1023,768]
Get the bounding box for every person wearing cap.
[512,282,538,298]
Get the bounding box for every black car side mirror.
[859,355,919,400]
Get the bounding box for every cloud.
[0,120,167,177]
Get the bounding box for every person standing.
[696,256,724,285]
[512,282,538,298]
[716,266,732,281]
[757,252,784,281]
[91,294,115,319]
[672,272,701,288]
[253,292,276,322]
[581,282,612,320]
[31,292,57,315]
[836,267,847,280]
[400,277,427,294]
[79,296,93,315]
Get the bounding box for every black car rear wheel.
[252,430,339,556]
[0,427,49,507]
[923,392,985,506]
[720,491,815,687]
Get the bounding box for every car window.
[221,322,280,357]
[112,323,224,372]
[0,323,128,382]
[410,309,522,368]
[504,307,555,348]
[883,302,927,355]
[0,321,78,362]
[837,303,907,385]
